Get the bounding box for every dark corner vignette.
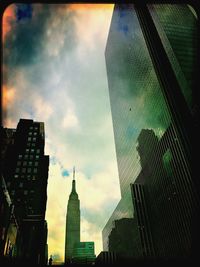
[1,1,200,267]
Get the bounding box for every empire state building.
[65,168,80,263]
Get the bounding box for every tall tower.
[103,3,199,260]
[65,167,80,263]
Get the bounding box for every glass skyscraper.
[103,2,199,261]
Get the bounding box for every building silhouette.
[95,251,117,265]
[1,119,49,264]
[103,2,199,262]
[1,126,19,258]
[65,168,80,263]
[108,218,143,260]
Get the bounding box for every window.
[30,126,33,130]
[32,143,36,147]
[34,132,37,136]
[18,155,22,159]
[27,168,31,173]
[27,175,31,181]
[23,161,27,166]
[31,149,35,153]
[19,182,23,188]
[33,168,37,174]
[25,149,29,153]
[36,149,40,154]
[24,190,28,195]
[28,132,32,136]
[24,154,28,160]
[35,161,39,166]
[163,149,173,178]
[33,137,36,142]
[7,182,11,187]
[36,155,39,159]
[11,190,15,195]
[17,161,21,166]
[32,176,36,181]
[28,137,31,142]
[27,143,30,147]
[14,174,18,179]
[28,161,32,166]
[15,168,20,173]
[22,168,26,173]
[30,155,33,160]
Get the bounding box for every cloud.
[81,217,104,256]
[2,4,16,43]
[3,4,117,264]
[3,4,77,68]
[62,109,79,129]
[46,161,120,262]
[33,95,54,122]
[16,4,33,21]
[46,162,68,262]
[2,85,16,110]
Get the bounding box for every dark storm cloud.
[16,4,33,21]
[4,4,76,69]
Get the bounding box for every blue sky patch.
[62,169,70,177]
[16,4,33,21]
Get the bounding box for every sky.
[2,3,121,263]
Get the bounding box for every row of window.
[14,174,37,180]
[10,189,35,196]
[15,167,38,174]
[29,126,38,130]
[17,161,39,167]
[27,137,37,142]
[25,148,40,154]
[18,154,40,160]
[27,142,36,148]
[28,132,38,136]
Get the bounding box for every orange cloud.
[2,4,16,43]
[68,3,114,11]
[2,85,16,110]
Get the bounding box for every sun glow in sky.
[2,3,121,263]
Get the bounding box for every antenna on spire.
[73,166,75,180]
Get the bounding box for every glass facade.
[148,4,198,112]
[103,3,199,260]
[72,242,96,264]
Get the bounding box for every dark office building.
[65,168,80,263]
[95,251,117,265]
[1,119,49,264]
[1,126,18,258]
[103,2,199,261]
[108,218,143,260]
[0,176,19,260]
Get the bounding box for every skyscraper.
[65,168,80,263]
[103,2,199,261]
[1,119,49,264]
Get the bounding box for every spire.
[72,166,76,193]
[73,166,75,181]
